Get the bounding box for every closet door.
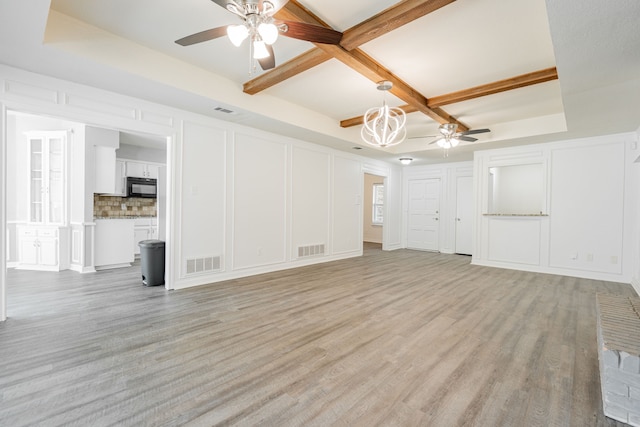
[455,176,473,255]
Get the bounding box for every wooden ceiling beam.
[243,48,332,95]
[339,67,559,128]
[244,0,457,95]
[341,0,456,50]
[273,0,468,130]
[328,47,467,129]
[428,67,559,107]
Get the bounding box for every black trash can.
[139,240,165,286]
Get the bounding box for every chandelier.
[361,81,407,148]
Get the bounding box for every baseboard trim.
[631,277,640,297]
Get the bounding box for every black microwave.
[126,177,157,198]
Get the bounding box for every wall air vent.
[297,244,325,259]
[186,256,221,275]
[214,106,235,114]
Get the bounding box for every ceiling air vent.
[214,106,235,114]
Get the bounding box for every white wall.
[363,173,383,244]
[0,65,402,308]
[474,133,639,283]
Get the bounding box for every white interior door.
[455,176,473,255]
[407,179,440,251]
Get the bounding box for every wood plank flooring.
[0,244,636,426]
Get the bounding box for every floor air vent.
[186,256,221,275]
[298,244,325,258]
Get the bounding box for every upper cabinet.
[25,131,68,225]
[126,161,158,179]
[91,126,120,195]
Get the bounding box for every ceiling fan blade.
[459,128,490,136]
[263,0,290,13]
[279,21,343,45]
[210,0,232,10]
[429,137,444,145]
[458,136,477,142]
[258,44,276,70]
[175,26,228,46]
[408,135,437,140]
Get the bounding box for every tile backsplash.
[94,195,157,218]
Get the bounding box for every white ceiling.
[1,0,639,164]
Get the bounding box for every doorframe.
[454,175,474,255]
[362,164,390,251]
[1,103,7,320]
[0,102,175,321]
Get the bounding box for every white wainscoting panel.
[291,146,330,259]
[488,217,541,265]
[180,121,227,277]
[233,133,287,269]
[332,155,362,255]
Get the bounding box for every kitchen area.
[6,111,167,276]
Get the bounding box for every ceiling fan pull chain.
[249,40,254,76]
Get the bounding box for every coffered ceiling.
[1,0,639,164]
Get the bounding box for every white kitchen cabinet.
[134,227,151,255]
[95,219,134,269]
[26,131,67,225]
[17,226,69,271]
[126,161,158,179]
[133,217,158,255]
[91,126,120,194]
[114,159,126,196]
[94,146,117,194]
[19,131,70,271]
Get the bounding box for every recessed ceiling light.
[399,157,413,165]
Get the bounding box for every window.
[372,184,384,225]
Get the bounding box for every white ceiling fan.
[175,0,343,71]
[411,123,491,152]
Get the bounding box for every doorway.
[363,173,384,247]
[2,109,172,320]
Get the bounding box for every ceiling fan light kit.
[227,24,249,46]
[427,123,491,155]
[361,81,407,148]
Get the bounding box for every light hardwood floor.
[0,244,636,426]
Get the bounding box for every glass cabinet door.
[26,132,67,225]
[47,136,65,224]
[29,138,44,223]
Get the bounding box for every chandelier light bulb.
[258,22,279,45]
[253,40,270,59]
[227,24,249,47]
